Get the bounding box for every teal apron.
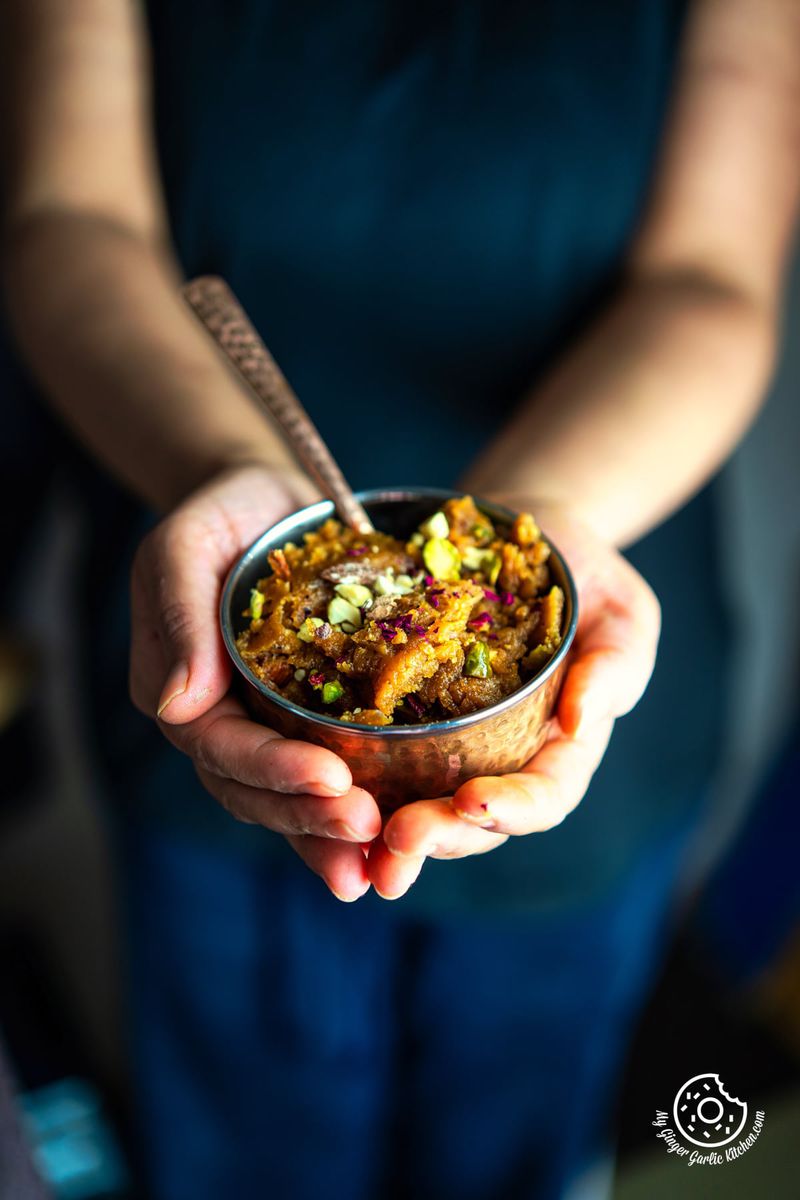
[90,0,726,913]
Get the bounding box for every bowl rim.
[220,487,578,737]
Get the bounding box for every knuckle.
[159,598,197,646]
[187,723,224,777]
[277,797,313,836]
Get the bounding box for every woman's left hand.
[366,502,661,899]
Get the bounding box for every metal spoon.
[183,275,375,534]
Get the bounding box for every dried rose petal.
[483,589,501,603]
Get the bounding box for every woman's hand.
[129,463,382,901]
[366,502,661,899]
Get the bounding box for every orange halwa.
[236,496,564,726]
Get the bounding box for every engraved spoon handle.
[183,275,374,534]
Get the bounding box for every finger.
[381,799,509,863]
[366,832,426,900]
[559,582,660,737]
[451,719,615,834]
[160,693,354,798]
[195,765,381,841]
[286,834,371,903]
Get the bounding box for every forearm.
[465,268,777,547]
[3,209,296,511]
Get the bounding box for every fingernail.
[324,819,372,842]
[386,843,438,860]
[157,662,189,718]
[453,805,496,830]
[385,842,418,859]
[301,779,350,798]
[373,886,405,901]
[328,881,370,903]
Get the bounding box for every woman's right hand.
[129,463,382,901]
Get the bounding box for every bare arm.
[1,0,295,512]
[466,0,800,547]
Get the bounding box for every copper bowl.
[220,488,578,808]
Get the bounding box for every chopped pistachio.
[409,531,425,547]
[464,641,492,678]
[420,510,450,539]
[340,621,357,634]
[328,596,362,629]
[294,668,307,681]
[335,582,373,609]
[248,588,265,621]
[461,546,490,570]
[471,523,492,544]
[321,681,344,704]
[353,707,362,714]
[461,545,502,584]
[371,567,415,597]
[297,616,324,642]
[375,569,414,596]
[422,537,461,582]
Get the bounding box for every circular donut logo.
[673,1074,748,1148]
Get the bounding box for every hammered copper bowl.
[220,488,578,809]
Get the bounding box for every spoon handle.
[183,275,375,535]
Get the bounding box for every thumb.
[131,520,233,724]
[558,587,660,736]
[156,595,232,724]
